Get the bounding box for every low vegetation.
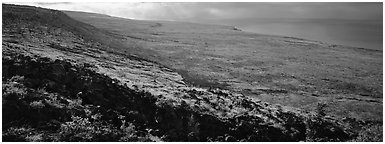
[2,4,382,142]
[65,7,382,122]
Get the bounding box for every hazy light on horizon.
[8,2,383,22]
[6,2,383,49]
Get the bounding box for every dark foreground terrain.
[2,4,382,142]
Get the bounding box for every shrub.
[29,100,45,109]
[59,116,97,141]
[316,102,327,118]
[25,133,43,142]
[2,127,34,141]
[353,124,383,142]
[58,114,149,142]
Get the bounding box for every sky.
[7,2,383,22]
[6,2,383,49]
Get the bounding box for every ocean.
[213,18,383,50]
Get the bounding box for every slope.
[2,4,381,142]
[63,10,383,122]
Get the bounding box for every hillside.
[2,4,382,142]
[64,10,383,122]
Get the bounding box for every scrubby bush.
[59,115,119,141]
[2,127,32,141]
[353,124,383,142]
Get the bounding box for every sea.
[213,18,383,50]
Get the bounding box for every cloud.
[8,2,383,22]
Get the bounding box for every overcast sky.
[5,2,383,49]
[9,2,383,22]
